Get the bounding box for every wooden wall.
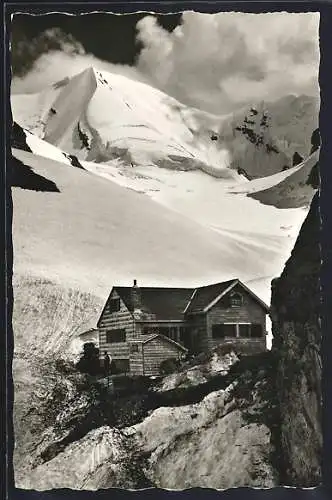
[141,338,182,376]
[206,284,267,351]
[129,342,145,376]
[98,285,267,373]
[98,289,135,361]
[186,314,208,353]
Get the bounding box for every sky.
[10,11,320,114]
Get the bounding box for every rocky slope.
[270,191,322,486]
[14,346,279,490]
[132,353,278,490]
[248,148,319,209]
[14,359,150,490]
[12,274,104,485]
[12,274,103,360]
[217,95,319,179]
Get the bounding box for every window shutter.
[224,324,237,337]
[238,324,251,338]
[212,324,225,338]
[212,324,237,338]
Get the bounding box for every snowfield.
[12,146,311,305]
[12,148,295,300]
[11,66,318,348]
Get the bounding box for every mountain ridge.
[11,66,318,181]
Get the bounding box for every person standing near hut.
[103,351,112,376]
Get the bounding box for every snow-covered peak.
[11,65,233,176]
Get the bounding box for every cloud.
[11,51,150,94]
[135,12,320,113]
[11,27,85,77]
[10,27,150,94]
[11,12,320,114]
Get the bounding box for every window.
[179,327,189,342]
[212,323,264,339]
[106,329,126,343]
[108,298,120,313]
[230,293,243,307]
[169,327,177,341]
[143,326,157,335]
[143,325,181,341]
[130,343,139,353]
[224,324,237,337]
[158,326,178,341]
[251,324,263,338]
[212,323,237,338]
[158,326,169,337]
[238,324,251,338]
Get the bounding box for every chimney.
[131,279,141,312]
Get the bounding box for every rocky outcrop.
[15,359,151,491]
[155,348,239,392]
[293,152,304,167]
[307,128,320,190]
[229,107,291,179]
[14,345,279,490]
[219,95,319,180]
[10,156,60,193]
[270,192,322,486]
[12,275,103,360]
[248,148,319,209]
[11,122,32,153]
[11,123,61,192]
[132,382,276,490]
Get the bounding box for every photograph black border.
[2,1,332,499]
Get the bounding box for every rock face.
[14,345,278,490]
[132,384,276,490]
[11,122,32,153]
[248,148,319,210]
[10,155,60,193]
[220,95,319,179]
[270,192,322,486]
